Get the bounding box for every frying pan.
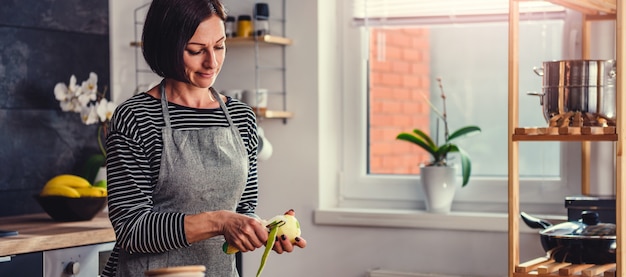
[520,211,616,264]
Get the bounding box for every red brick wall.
[369,28,431,174]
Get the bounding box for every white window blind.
[353,0,566,26]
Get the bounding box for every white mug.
[257,127,273,161]
[243,88,268,113]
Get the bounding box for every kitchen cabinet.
[507,1,622,276]
[0,252,43,277]
[0,212,115,276]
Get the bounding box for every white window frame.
[333,0,583,215]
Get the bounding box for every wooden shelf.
[513,127,617,141]
[227,35,292,46]
[130,35,293,48]
[513,133,617,141]
[255,109,293,119]
[546,0,616,15]
[514,256,616,277]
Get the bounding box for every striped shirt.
[101,92,258,277]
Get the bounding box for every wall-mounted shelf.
[129,1,293,122]
[237,0,292,123]
[227,35,292,46]
[257,110,293,119]
[130,35,293,48]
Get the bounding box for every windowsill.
[313,208,567,233]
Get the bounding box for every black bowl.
[34,194,107,222]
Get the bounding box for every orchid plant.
[54,72,117,158]
[396,78,481,187]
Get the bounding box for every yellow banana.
[74,187,107,197]
[44,174,91,189]
[40,185,81,198]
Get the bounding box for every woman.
[101,0,305,276]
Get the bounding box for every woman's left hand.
[272,235,307,254]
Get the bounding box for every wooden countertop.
[0,212,115,256]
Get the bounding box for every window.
[337,0,582,213]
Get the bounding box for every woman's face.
[183,15,226,88]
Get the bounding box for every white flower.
[78,72,98,107]
[96,98,117,122]
[54,72,113,121]
[54,75,83,112]
[82,72,98,95]
[53,72,117,157]
[81,105,100,125]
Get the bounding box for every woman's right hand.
[184,210,268,252]
[221,212,268,252]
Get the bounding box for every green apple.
[94,180,107,189]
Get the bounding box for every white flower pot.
[420,166,457,213]
[94,166,107,184]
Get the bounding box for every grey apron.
[117,80,248,277]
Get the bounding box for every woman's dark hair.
[142,0,227,83]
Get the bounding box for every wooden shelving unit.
[508,0,623,276]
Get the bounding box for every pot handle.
[532,66,544,76]
[526,91,545,106]
[520,212,552,230]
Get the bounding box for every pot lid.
[541,211,616,238]
[565,195,615,209]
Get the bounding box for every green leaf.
[447,126,481,142]
[457,147,472,187]
[396,133,438,158]
[411,129,436,149]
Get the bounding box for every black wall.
[0,0,109,216]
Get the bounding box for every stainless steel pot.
[528,85,616,126]
[534,60,616,87]
[529,59,617,126]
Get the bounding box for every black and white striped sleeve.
[105,98,190,254]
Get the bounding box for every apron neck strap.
[211,87,236,127]
[159,80,172,128]
[159,80,237,127]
